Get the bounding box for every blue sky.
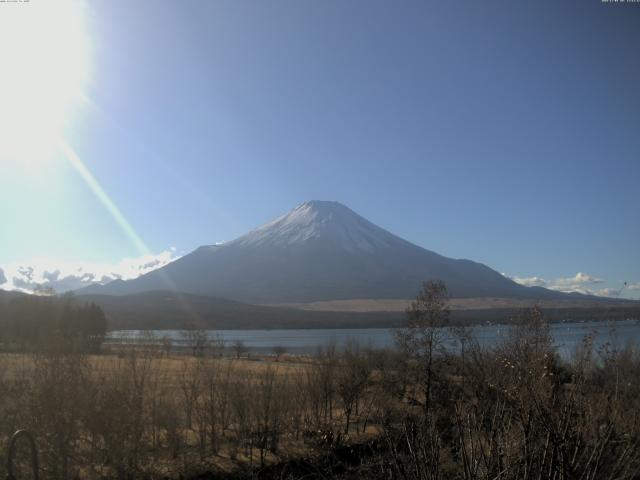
[0,0,639,298]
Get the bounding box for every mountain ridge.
[78,201,593,303]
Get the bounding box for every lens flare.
[58,141,150,257]
[0,0,89,169]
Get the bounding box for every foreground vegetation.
[0,283,639,479]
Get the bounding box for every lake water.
[107,318,640,358]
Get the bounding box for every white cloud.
[544,272,605,296]
[627,282,640,292]
[506,271,637,299]
[0,249,180,294]
[509,276,547,288]
[507,271,605,293]
[552,272,604,288]
[595,288,621,297]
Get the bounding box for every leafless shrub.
[396,280,450,416]
[182,329,210,357]
[30,351,89,480]
[336,340,371,434]
[232,339,248,359]
[0,284,637,479]
[273,345,287,361]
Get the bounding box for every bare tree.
[30,351,89,479]
[253,366,285,465]
[182,328,210,357]
[336,341,371,434]
[161,335,173,357]
[210,333,226,357]
[273,345,287,361]
[179,359,203,430]
[232,339,248,359]
[395,280,450,415]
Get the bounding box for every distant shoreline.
[102,305,640,331]
[105,318,640,359]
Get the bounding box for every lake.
[107,318,640,358]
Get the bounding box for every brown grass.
[0,317,638,480]
[268,296,636,312]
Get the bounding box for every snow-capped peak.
[230,200,404,253]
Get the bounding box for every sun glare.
[0,0,89,171]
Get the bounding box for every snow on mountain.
[78,201,570,303]
[229,201,404,253]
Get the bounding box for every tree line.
[0,293,107,352]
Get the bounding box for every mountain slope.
[80,201,574,303]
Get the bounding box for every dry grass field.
[1,306,639,479]
[0,347,382,479]
[271,296,638,312]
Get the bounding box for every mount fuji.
[80,201,571,303]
